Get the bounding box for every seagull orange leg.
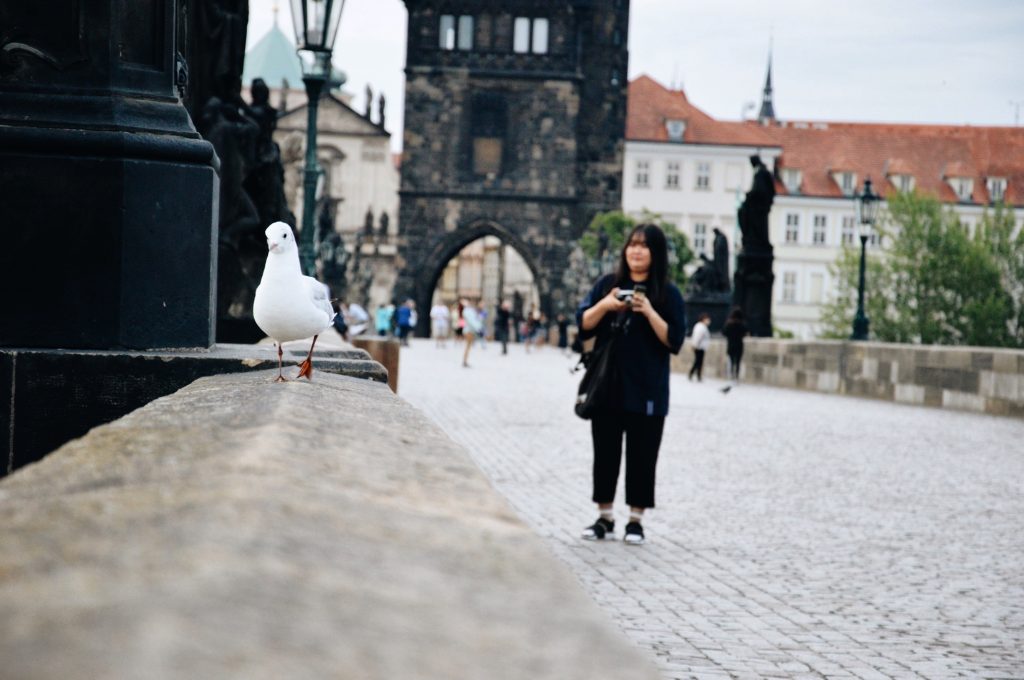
[274,343,288,382]
[297,335,319,380]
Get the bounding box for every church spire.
[758,49,775,125]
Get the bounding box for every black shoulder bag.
[574,319,624,420]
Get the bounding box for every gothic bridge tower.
[397,0,629,332]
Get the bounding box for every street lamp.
[851,177,880,340]
[289,0,346,275]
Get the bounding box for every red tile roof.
[627,76,1024,206]
[627,75,778,148]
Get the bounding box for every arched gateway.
[395,0,631,335]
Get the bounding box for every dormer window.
[781,168,802,194]
[833,171,857,196]
[665,119,686,142]
[950,177,974,202]
[891,173,915,193]
[987,177,1007,203]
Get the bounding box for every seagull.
[253,222,335,382]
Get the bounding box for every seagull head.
[265,222,296,255]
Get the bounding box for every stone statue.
[378,92,386,128]
[198,96,260,246]
[316,199,349,296]
[712,227,729,289]
[378,211,390,241]
[364,85,373,119]
[738,155,775,253]
[243,79,296,233]
[364,207,375,238]
[688,228,731,295]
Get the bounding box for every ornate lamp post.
[289,0,346,275]
[851,178,880,340]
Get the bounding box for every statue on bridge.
[737,155,775,254]
[687,227,730,296]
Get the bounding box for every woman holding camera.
[576,223,687,545]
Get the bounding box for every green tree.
[820,192,1018,347]
[580,211,694,290]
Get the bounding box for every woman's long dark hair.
[615,222,669,304]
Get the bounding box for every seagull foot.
[297,359,314,380]
[273,375,289,383]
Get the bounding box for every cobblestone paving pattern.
[398,339,1024,680]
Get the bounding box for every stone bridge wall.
[0,370,658,680]
[673,339,1024,418]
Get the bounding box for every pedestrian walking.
[576,223,686,545]
[495,300,511,355]
[430,301,450,347]
[556,313,570,355]
[396,299,414,346]
[374,303,393,337]
[721,307,747,393]
[688,313,711,381]
[461,298,484,367]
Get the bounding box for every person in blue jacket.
[576,223,687,545]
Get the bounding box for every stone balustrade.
[0,370,659,680]
[673,339,1024,418]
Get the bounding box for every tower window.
[440,15,474,51]
[513,17,548,54]
[471,92,507,177]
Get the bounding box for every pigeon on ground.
[253,222,335,381]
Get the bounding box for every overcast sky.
[247,0,1024,152]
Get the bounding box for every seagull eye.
[284,234,288,239]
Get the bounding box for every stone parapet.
[673,339,1024,418]
[0,370,659,680]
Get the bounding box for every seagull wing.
[304,276,336,323]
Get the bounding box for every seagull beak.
[268,240,279,252]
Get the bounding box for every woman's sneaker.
[623,521,645,545]
[581,517,615,540]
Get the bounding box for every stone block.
[894,383,926,405]
[971,352,994,371]
[992,351,1018,373]
[942,390,986,413]
[979,370,996,397]
[862,357,878,380]
[993,373,1021,401]
[877,360,891,382]
[817,372,841,392]
[351,335,400,393]
[924,385,943,407]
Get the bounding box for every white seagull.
[253,222,335,382]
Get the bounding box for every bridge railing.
[674,339,1024,418]
[0,370,659,680]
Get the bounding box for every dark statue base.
[733,251,775,337]
[683,293,733,334]
[0,344,387,478]
[0,149,218,349]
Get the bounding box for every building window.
[782,168,802,194]
[782,272,797,303]
[695,162,711,191]
[951,177,973,202]
[635,160,649,188]
[785,213,800,243]
[665,119,685,142]
[665,161,680,189]
[470,92,506,177]
[439,15,455,49]
[440,15,473,50]
[892,174,914,193]
[513,17,548,54]
[841,215,855,245]
[693,222,707,254]
[837,171,856,196]
[810,273,824,304]
[987,177,1007,203]
[458,15,474,50]
[812,215,827,245]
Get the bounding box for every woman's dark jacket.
[576,274,686,417]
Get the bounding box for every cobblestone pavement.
[398,338,1024,680]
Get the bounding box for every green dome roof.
[243,21,303,89]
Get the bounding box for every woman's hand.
[631,292,654,318]
[603,287,629,313]
[633,293,672,348]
